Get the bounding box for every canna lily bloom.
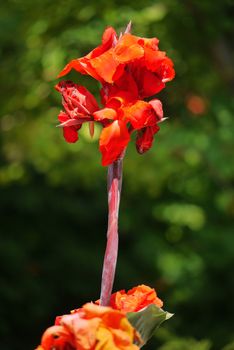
[109,285,163,313]
[56,25,175,166]
[36,303,140,350]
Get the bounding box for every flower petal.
[144,49,166,72]
[58,59,86,78]
[122,101,157,129]
[99,120,130,166]
[87,26,117,59]
[63,126,79,143]
[145,49,175,82]
[40,325,75,350]
[57,119,83,128]
[138,37,159,50]
[140,69,165,97]
[148,99,163,121]
[114,34,144,63]
[58,27,117,79]
[136,125,160,154]
[90,50,119,83]
[58,111,80,143]
[61,313,100,350]
[157,57,175,82]
[93,108,117,122]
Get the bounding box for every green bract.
[127,304,173,346]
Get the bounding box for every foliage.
[158,338,212,350]
[0,0,233,349]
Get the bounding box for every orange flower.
[109,285,163,313]
[36,303,140,350]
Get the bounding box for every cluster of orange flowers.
[36,285,162,350]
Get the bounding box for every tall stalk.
[100,157,123,306]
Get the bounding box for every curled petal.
[93,108,117,122]
[114,34,144,63]
[58,111,70,124]
[57,118,83,128]
[40,325,75,350]
[148,99,163,121]
[58,59,86,78]
[99,120,130,166]
[61,313,100,350]
[130,65,165,98]
[144,49,166,72]
[58,111,80,143]
[145,50,175,82]
[58,27,117,79]
[138,37,159,50]
[78,58,104,81]
[140,69,165,98]
[136,125,160,154]
[90,50,120,83]
[158,57,175,82]
[122,101,157,130]
[87,26,117,59]
[63,127,79,143]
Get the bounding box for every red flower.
[110,285,163,313]
[56,25,175,166]
[55,81,99,143]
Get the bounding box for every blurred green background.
[1,0,234,349]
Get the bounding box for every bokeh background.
[1,0,234,349]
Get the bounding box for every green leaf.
[127,304,173,347]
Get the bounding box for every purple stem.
[100,156,123,306]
